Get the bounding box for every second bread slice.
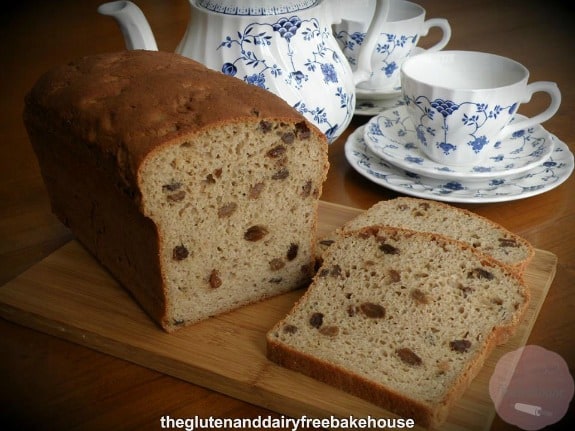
[267,226,530,428]
[334,197,534,274]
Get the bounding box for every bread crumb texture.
[24,51,329,331]
[267,226,529,427]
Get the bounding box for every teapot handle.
[353,0,391,85]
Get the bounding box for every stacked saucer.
[345,106,574,203]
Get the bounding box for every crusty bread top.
[24,50,322,198]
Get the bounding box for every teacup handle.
[353,0,391,85]
[419,18,451,53]
[499,81,562,137]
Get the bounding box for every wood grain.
[0,201,557,431]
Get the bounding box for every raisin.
[319,239,335,247]
[319,326,339,336]
[396,348,422,366]
[162,182,182,192]
[467,268,495,280]
[295,121,311,139]
[249,182,265,199]
[330,264,342,278]
[259,120,273,133]
[209,270,222,289]
[244,225,268,241]
[272,168,289,180]
[309,312,324,328]
[287,243,298,261]
[301,180,312,198]
[283,324,298,334]
[218,202,237,218]
[499,237,519,247]
[450,339,472,353]
[281,131,295,144]
[388,269,401,283]
[457,284,475,297]
[167,190,186,202]
[379,243,399,255]
[267,145,286,158]
[269,258,285,271]
[360,302,385,318]
[172,245,189,261]
[411,288,429,305]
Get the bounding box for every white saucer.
[345,126,574,204]
[356,85,402,101]
[355,96,405,116]
[363,107,555,181]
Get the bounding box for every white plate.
[355,96,405,116]
[345,126,574,204]
[363,107,555,181]
[356,85,402,101]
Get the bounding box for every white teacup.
[401,50,562,166]
[334,0,451,93]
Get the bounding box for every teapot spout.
[98,1,158,51]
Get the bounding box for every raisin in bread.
[24,50,329,332]
[267,226,529,428]
[335,197,534,274]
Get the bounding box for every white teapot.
[98,0,391,142]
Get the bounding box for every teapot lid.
[196,0,320,16]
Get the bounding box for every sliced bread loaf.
[24,50,329,332]
[267,226,530,428]
[334,197,534,274]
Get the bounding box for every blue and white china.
[345,126,574,203]
[401,51,562,165]
[334,0,450,93]
[98,0,392,142]
[364,107,555,181]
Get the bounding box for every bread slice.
[24,50,329,331]
[267,226,530,428]
[330,197,534,274]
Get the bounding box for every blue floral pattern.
[363,107,555,181]
[404,95,518,159]
[218,15,354,142]
[346,126,574,203]
[335,29,417,82]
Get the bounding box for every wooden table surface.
[1,0,573,429]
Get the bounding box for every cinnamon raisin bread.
[267,226,529,428]
[24,50,329,332]
[337,197,534,274]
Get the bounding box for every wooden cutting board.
[0,201,557,430]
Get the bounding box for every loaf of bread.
[334,197,534,274]
[24,50,329,332]
[267,226,529,428]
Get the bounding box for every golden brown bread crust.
[24,50,329,330]
[24,50,311,206]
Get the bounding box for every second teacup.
[334,0,451,93]
[401,50,562,166]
